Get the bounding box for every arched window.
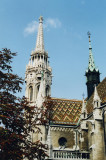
[36,85,40,98]
[46,86,50,97]
[29,86,33,101]
[38,55,40,60]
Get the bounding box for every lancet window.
[29,86,33,101]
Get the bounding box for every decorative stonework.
[50,127,73,132]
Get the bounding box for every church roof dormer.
[35,16,45,53]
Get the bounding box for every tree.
[0,48,47,160]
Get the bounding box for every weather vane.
[87,31,91,37]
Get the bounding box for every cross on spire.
[87,31,91,42]
[39,16,43,23]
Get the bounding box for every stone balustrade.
[53,150,90,159]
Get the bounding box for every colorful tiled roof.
[86,77,106,114]
[45,98,82,125]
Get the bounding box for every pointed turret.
[93,85,102,120]
[93,85,101,108]
[85,32,100,99]
[81,98,87,119]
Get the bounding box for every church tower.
[85,32,100,99]
[25,16,52,106]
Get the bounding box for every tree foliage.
[0,48,47,160]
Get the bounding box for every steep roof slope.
[45,98,82,125]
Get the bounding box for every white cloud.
[24,18,61,36]
[45,18,61,28]
[24,21,39,36]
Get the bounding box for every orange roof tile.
[45,97,82,125]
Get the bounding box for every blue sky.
[0,0,106,99]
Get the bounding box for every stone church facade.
[25,17,106,160]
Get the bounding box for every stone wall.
[50,127,75,149]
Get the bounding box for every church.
[25,16,106,160]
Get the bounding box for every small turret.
[93,85,101,108]
[85,32,100,99]
[81,98,87,119]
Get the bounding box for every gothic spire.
[85,32,100,99]
[35,16,45,53]
[87,32,97,72]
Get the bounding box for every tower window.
[37,77,41,80]
[29,86,33,101]
[36,85,40,98]
[38,56,40,60]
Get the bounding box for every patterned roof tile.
[45,98,82,125]
[44,78,106,125]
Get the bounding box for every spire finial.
[39,16,43,23]
[87,31,92,49]
[87,31,91,42]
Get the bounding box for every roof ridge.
[50,97,82,102]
